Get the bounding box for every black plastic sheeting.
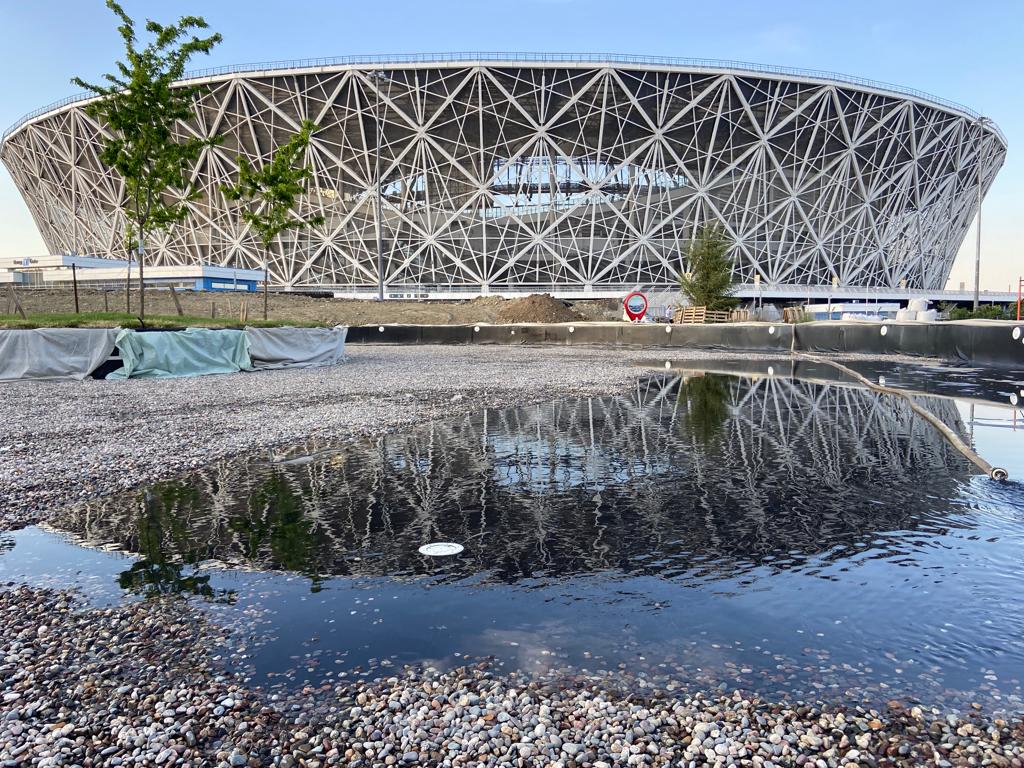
[794,321,1024,367]
[350,322,793,353]
[348,320,1024,367]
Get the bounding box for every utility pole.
[973,116,992,311]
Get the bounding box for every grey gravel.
[0,345,654,528]
[2,586,1023,767]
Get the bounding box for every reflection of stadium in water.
[57,374,975,589]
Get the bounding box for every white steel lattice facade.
[0,55,1007,294]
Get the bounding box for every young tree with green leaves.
[73,0,222,320]
[221,120,325,320]
[680,225,739,312]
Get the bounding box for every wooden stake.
[10,286,27,319]
[168,284,184,316]
[239,298,248,323]
[211,301,216,319]
[103,291,110,312]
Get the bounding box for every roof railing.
[1,52,1006,145]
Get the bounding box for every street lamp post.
[973,116,992,311]
[373,71,386,302]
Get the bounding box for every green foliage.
[680,225,739,311]
[221,120,325,248]
[949,305,1012,321]
[72,1,222,318]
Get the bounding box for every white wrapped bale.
[245,325,348,369]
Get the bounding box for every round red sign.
[623,291,648,322]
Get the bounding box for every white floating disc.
[418,542,464,557]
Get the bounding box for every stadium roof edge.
[1,52,1008,147]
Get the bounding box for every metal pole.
[375,72,384,302]
[263,261,269,321]
[973,117,988,311]
[72,263,80,314]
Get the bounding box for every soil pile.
[495,294,583,324]
[570,297,622,321]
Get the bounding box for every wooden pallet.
[672,306,732,324]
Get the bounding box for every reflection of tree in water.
[676,374,731,446]
[116,482,236,603]
[58,375,976,590]
[229,472,328,591]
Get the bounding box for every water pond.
[3,358,1023,714]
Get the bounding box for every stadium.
[0,54,1008,298]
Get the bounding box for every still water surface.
[3,361,1023,712]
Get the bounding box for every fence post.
[72,263,80,314]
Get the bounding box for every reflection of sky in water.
[2,365,1024,713]
[957,401,1024,478]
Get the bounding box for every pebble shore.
[2,587,1022,767]
[3,346,1023,765]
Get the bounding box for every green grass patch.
[0,312,322,330]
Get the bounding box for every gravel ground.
[5,345,1024,766]
[0,345,656,529]
[2,587,1022,767]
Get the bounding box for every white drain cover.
[418,542,464,557]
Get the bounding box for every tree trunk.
[137,230,145,320]
[263,259,269,321]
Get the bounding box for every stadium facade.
[0,54,1007,296]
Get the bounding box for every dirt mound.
[495,294,583,324]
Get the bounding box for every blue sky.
[0,0,1020,290]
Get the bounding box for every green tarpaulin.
[107,328,251,379]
